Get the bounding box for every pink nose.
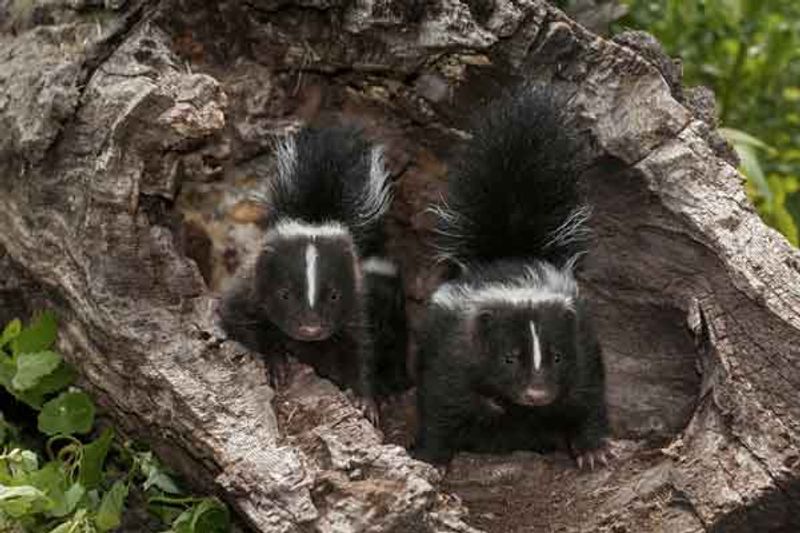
[524,388,548,400]
[299,325,323,336]
[521,387,552,406]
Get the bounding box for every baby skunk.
[414,85,610,468]
[220,125,396,424]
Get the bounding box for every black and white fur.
[220,126,396,423]
[414,85,610,467]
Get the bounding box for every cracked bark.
[1,1,798,532]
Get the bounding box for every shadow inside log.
[710,477,800,533]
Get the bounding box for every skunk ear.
[438,257,465,282]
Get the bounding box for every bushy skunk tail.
[263,125,392,254]
[433,84,590,270]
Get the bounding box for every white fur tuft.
[354,145,392,228]
[266,219,350,242]
[431,261,577,312]
[274,135,298,191]
[428,196,470,267]
[544,204,592,253]
[361,256,399,277]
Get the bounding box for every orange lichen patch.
[173,33,205,63]
[229,200,268,224]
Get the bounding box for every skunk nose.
[519,386,553,406]
[523,388,548,401]
[299,325,323,337]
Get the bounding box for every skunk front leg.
[349,318,380,426]
[569,398,611,470]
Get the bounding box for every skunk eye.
[329,289,340,301]
[553,351,562,364]
[278,288,290,301]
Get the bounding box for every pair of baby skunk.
[220,84,609,468]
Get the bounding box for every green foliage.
[95,481,127,531]
[38,391,96,437]
[13,352,63,392]
[0,311,76,409]
[617,0,800,245]
[169,498,230,533]
[78,430,113,491]
[1,313,230,532]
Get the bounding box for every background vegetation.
[616,0,800,245]
[0,313,230,532]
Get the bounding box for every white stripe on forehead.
[267,219,350,242]
[530,321,542,371]
[306,243,318,308]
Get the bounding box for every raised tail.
[433,84,590,270]
[262,125,392,255]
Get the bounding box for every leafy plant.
[0,312,230,532]
[616,0,800,246]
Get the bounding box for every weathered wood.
[1,1,798,531]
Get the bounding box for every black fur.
[363,261,411,397]
[220,126,402,414]
[434,84,588,270]
[415,85,609,464]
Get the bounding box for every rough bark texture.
[1,1,798,532]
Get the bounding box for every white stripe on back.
[306,243,318,308]
[531,321,542,371]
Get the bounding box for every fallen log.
[1,1,797,531]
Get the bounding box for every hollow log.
[1,1,798,531]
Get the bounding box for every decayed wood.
[1,0,798,531]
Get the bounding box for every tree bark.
[1,1,798,532]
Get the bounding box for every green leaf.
[0,319,22,349]
[172,499,229,533]
[12,351,62,390]
[79,428,114,490]
[26,461,68,498]
[719,127,774,152]
[144,469,181,495]
[50,482,85,518]
[48,508,89,533]
[12,311,58,355]
[1,448,40,481]
[190,499,229,533]
[20,450,39,473]
[736,143,772,201]
[147,500,184,525]
[0,485,51,518]
[22,362,77,406]
[0,357,16,394]
[9,362,77,410]
[95,480,128,532]
[138,451,181,495]
[38,390,95,436]
[143,469,181,496]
